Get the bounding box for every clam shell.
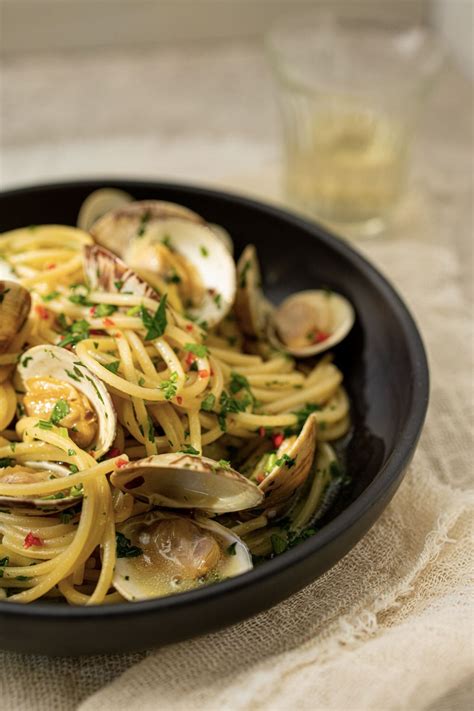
[18,345,116,458]
[90,200,204,257]
[113,510,252,601]
[111,453,263,514]
[84,244,159,300]
[77,188,134,233]
[91,201,236,327]
[258,414,318,510]
[234,245,272,338]
[0,461,81,514]
[269,290,355,357]
[0,281,31,354]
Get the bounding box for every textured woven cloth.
[0,234,472,710]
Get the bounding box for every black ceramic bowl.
[0,180,428,656]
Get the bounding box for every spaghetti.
[0,195,351,604]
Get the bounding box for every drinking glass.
[267,11,443,238]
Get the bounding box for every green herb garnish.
[140,294,168,340]
[116,532,143,558]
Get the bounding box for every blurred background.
[0,0,472,266]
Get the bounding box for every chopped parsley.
[0,557,10,578]
[136,210,151,237]
[114,280,124,291]
[159,371,178,400]
[21,356,33,368]
[59,511,74,524]
[184,343,209,358]
[239,260,251,288]
[49,399,70,425]
[94,303,118,318]
[292,403,323,429]
[36,420,53,430]
[116,532,143,558]
[0,458,15,468]
[179,445,200,455]
[200,245,209,257]
[275,453,296,469]
[200,393,216,412]
[218,390,252,431]
[226,542,237,556]
[59,319,90,348]
[140,294,168,340]
[103,360,121,375]
[42,290,60,302]
[218,459,231,470]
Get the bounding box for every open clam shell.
[91,201,236,327]
[110,453,263,514]
[255,414,318,510]
[18,345,116,459]
[234,245,272,339]
[0,281,31,354]
[113,510,252,601]
[0,461,81,514]
[77,188,134,233]
[268,290,355,358]
[90,199,204,257]
[84,244,159,301]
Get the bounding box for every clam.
[84,244,159,301]
[0,281,31,353]
[113,510,252,601]
[91,201,236,326]
[90,200,204,256]
[268,290,355,358]
[77,188,134,232]
[0,461,81,513]
[234,246,354,356]
[251,414,318,511]
[18,345,116,458]
[234,245,272,338]
[111,453,263,514]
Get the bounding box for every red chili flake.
[89,306,97,316]
[185,352,196,366]
[176,396,183,405]
[24,531,43,549]
[198,369,209,379]
[103,318,115,327]
[116,458,128,468]
[185,324,193,332]
[312,330,330,344]
[105,447,121,459]
[258,426,266,438]
[89,329,103,335]
[35,305,50,320]
[46,263,56,270]
[256,473,266,484]
[272,433,284,448]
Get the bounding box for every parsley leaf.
[104,360,120,374]
[140,294,168,340]
[42,290,60,302]
[94,303,118,317]
[116,532,143,558]
[179,445,200,455]
[200,393,216,412]
[49,399,70,425]
[159,371,178,400]
[184,343,209,358]
[59,319,90,348]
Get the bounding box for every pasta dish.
[0,189,353,604]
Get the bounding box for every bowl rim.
[0,178,429,621]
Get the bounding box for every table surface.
[0,39,472,711]
[1,40,472,299]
